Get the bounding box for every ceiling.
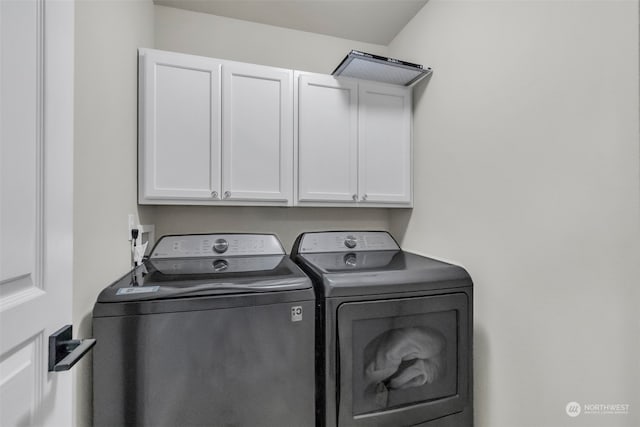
[153,0,427,45]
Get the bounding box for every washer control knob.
[213,239,229,254]
[344,253,357,267]
[344,235,357,249]
[212,259,228,272]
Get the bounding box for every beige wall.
[389,1,640,426]
[152,5,393,250]
[72,2,639,427]
[154,5,388,74]
[73,1,154,425]
[152,206,391,253]
[72,5,392,426]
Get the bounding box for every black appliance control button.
[212,259,229,272]
[213,239,229,254]
[343,253,357,267]
[344,235,357,249]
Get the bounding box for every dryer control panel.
[150,234,285,259]
[296,231,400,253]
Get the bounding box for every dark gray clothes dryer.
[291,231,473,427]
[93,234,315,427]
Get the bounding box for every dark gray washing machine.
[291,231,473,427]
[93,234,315,427]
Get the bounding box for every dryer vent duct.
[331,50,432,86]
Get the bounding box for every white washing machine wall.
[291,231,474,427]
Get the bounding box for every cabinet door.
[358,82,412,205]
[221,62,293,204]
[297,74,358,203]
[138,49,221,202]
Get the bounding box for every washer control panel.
[213,239,229,254]
[296,231,399,253]
[150,256,283,274]
[344,235,357,249]
[150,234,285,259]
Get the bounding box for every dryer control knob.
[213,239,229,254]
[344,235,357,249]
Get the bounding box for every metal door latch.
[48,325,96,372]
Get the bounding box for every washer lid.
[97,234,310,303]
[97,255,311,303]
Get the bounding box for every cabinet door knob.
[211,191,219,199]
[223,191,231,199]
[362,194,368,201]
[352,194,357,201]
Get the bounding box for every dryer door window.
[336,293,470,427]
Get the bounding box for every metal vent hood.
[331,50,432,86]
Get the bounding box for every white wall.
[153,5,393,250]
[389,1,640,426]
[73,1,154,425]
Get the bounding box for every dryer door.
[336,293,470,427]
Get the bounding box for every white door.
[358,82,412,205]
[222,62,292,204]
[0,1,75,426]
[138,49,222,203]
[296,73,358,204]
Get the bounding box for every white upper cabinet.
[222,63,292,203]
[295,72,412,207]
[358,82,412,204]
[138,49,293,206]
[139,49,412,208]
[139,49,221,202]
[296,74,358,202]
